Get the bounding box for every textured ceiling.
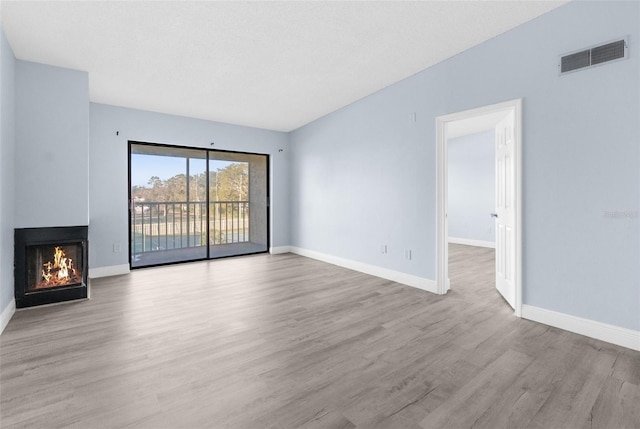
[1,1,567,132]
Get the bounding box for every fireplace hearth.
[15,226,88,308]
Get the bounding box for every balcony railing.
[131,200,249,254]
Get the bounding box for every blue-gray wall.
[15,60,89,228]
[289,1,640,331]
[448,131,495,244]
[0,27,16,323]
[89,103,289,272]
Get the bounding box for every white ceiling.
[1,1,567,132]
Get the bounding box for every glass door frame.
[127,140,270,269]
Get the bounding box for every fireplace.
[15,226,88,308]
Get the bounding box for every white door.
[494,111,516,308]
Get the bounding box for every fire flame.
[42,247,76,284]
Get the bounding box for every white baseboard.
[521,304,640,352]
[289,246,437,294]
[0,299,16,335]
[448,237,495,248]
[89,264,130,279]
[270,246,291,255]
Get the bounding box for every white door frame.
[435,98,523,317]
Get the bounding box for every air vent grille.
[560,38,628,75]
[591,40,625,65]
[561,50,591,73]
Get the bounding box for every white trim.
[289,246,437,294]
[0,299,16,335]
[514,100,523,317]
[436,98,523,316]
[436,117,448,295]
[448,237,495,249]
[269,246,291,255]
[522,304,640,352]
[89,264,130,279]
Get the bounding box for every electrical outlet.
[380,244,387,254]
[113,243,121,253]
[405,249,412,260]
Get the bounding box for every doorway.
[128,142,269,268]
[436,99,522,316]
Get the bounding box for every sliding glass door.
[129,142,268,268]
[208,152,268,258]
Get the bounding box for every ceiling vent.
[559,38,628,75]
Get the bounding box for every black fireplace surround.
[15,226,88,308]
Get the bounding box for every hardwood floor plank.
[589,377,640,429]
[418,349,535,429]
[526,341,619,429]
[1,248,638,428]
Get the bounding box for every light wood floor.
[1,245,639,428]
